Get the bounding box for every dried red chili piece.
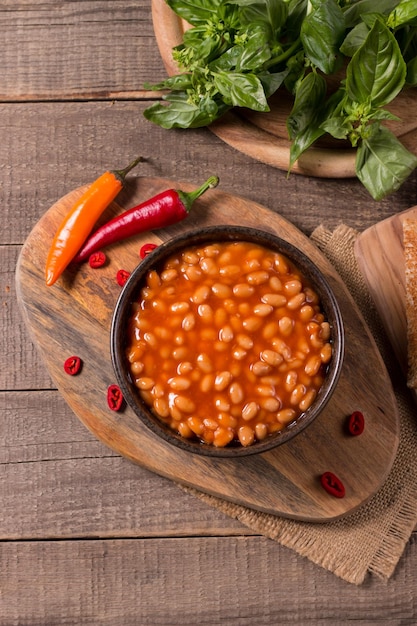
[320,471,345,498]
[116,269,131,286]
[347,411,365,436]
[89,251,107,268]
[64,356,82,376]
[107,384,124,411]
[139,242,158,259]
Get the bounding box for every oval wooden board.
[151,0,417,178]
[15,177,399,522]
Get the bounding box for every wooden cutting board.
[151,0,417,178]
[16,177,399,522]
[355,205,417,377]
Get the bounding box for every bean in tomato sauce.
[125,241,333,447]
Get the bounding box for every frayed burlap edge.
[179,224,417,585]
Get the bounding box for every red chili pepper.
[139,242,158,258]
[107,384,124,411]
[89,251,107,268]
[347,411,365,436]
[320,472,345,498]
[116,269,131,286]
[45,156,143,286]
[74,175,219,262]
[64,356,83,376]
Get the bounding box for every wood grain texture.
[2,0,417,615]
[1,536,417,625]
[16,178,399,522]
[152,0,417,179]
[355,205,417,375]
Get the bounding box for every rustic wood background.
[2,1,417,623]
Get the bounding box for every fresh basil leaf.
[342,0,400,28]
[287,71,327,140]
[143,93,228,129]
[346,18,406,107]
[166,0,223,25]
[144,74,193,91]
[289,123,326,170]
[340,22,369,56]
[388,0,417,28]
[356,125,417,200]
[406,56,417,86]
[301,0,346,74]
[258,70,288,97]
[209,46,243,71]
[286,0,308,38]
[320,116,351,140]
[235,28,272,71]
[213,71,270,111]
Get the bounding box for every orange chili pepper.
[45,156,143,286]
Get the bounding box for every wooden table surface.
[2,2,417,623]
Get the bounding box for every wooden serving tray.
[16,177,399,522]
[355,204,417,377]
[151,0,417,178]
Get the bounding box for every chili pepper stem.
[113,156,145,182]
[177,175,219,213]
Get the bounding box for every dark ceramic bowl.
[110,226,344,457]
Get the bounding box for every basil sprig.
[144,0,417,200]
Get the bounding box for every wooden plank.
[2,103,417,248]
[0,390,250,539]
[2,246,53,390]
[0,1,166,99]
[1,536,417,624]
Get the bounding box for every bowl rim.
[110,225,345,457]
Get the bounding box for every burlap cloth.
[181,224,417,585]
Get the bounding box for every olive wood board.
[355,204,417,383]
[151,0,417,179]
[16,176,399,522]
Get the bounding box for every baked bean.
[229,382,244,404]
[169,376,191,391]
[255,423,268,440]
[242,401,260,421]
[262,293,287,307]
[254,303,273,317]
[182,313,196,331]
[184,265,202,281]
[191,284,211,304]
[284,279,302,296]
[214,371,233,391]
[299,389,316,411]
[213,426,235,448]
[126,240,333,447]
[287,293,306,310]
[154,397,170,418]
[212,283,232,298]
[131,360,144,376]
[198,304,214,322]
[219,325,234,342]
[277,409,297,425]
[278,317,293,336]
[252,360,272,376]
[238,425,255,446]
[233,283,255,298]
[261,349,283,367]
[305,355,322,377]
[197,353,213,373]
[320,343,333,363]
[200,373,215,393]
[247,270,269,285]
[161,269,178,282]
